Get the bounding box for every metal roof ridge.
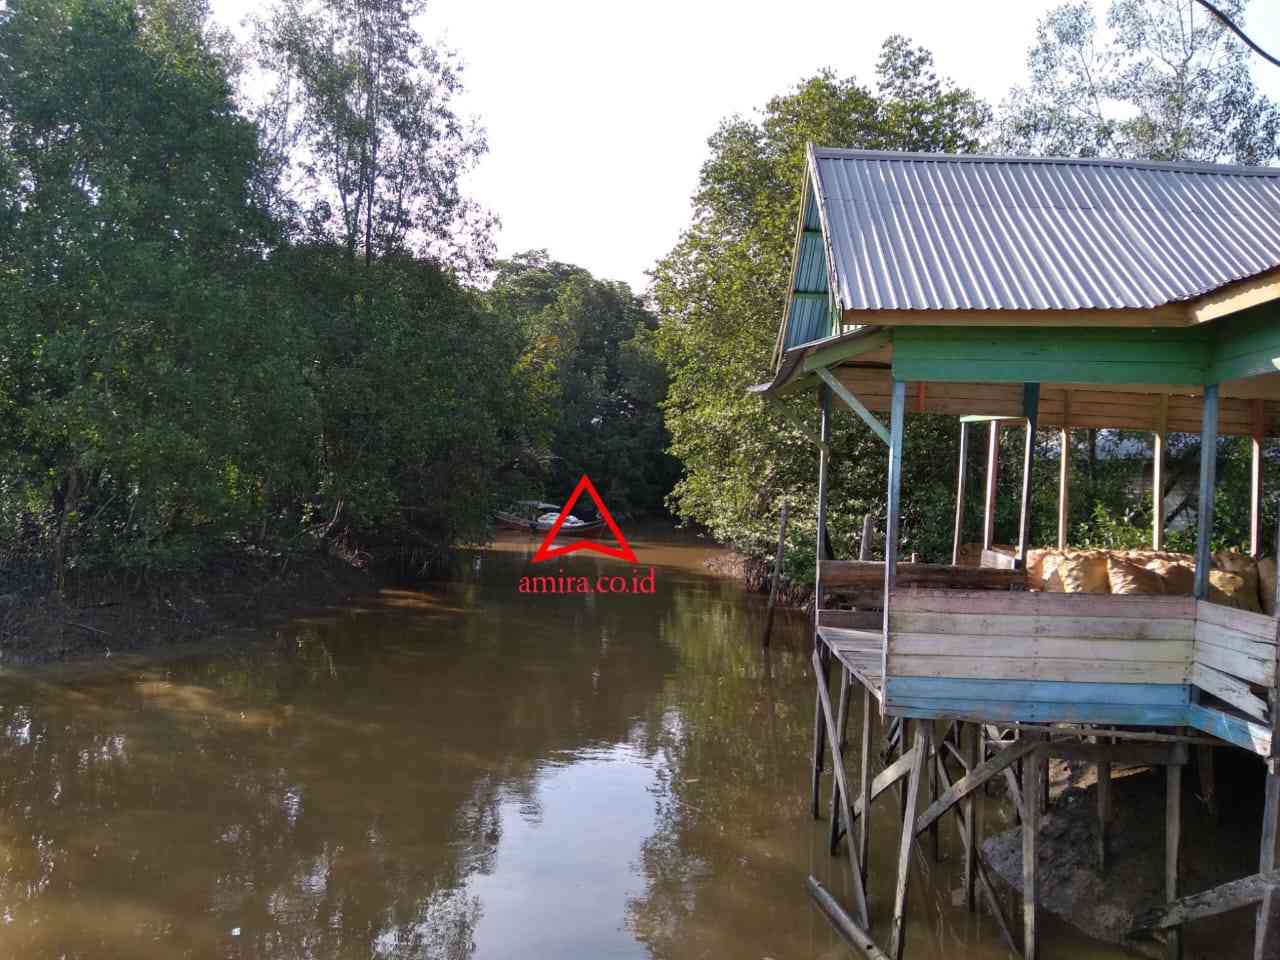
[808,146,1280,178]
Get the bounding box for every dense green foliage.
[652,40,990,570]
[489,252,677,517]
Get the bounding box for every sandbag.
[1212,551,1262,613]
[1047,550,1110,594]
[1143,558,1195,596]
[1107,555,1166,595]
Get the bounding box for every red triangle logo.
[531,475,637,564]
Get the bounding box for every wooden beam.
[953,421,969,566]
[845,304,1192,328]
[1167,755,1183,960]
[1023,743,1042,960]
[816,366,891,445]
[801,329,893,373]
[859,686,871,882]
[1252,399,1265,559]
[1188,265,1280,325]
[811,386,832,820]
[1058,392,1071,550]
[882,380,906,691]
[963,723,978,912]
[890,732,926,960]
[1132,868,1280,932]
[807,875,891,960]
[1194,384,1220,600]
[1046,741,1188,766]
[914,738,1037,836]
[1019,383,1040,568]
[821,560,1025,590]
[984,421,999,551]
[1155,395,1168,551]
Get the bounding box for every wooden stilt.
[810,386,832,819]
[890,731,926,960]
[1259,692,1280,958]
[807,875,891,960]
[762,502,788,648]
[1197,745,1219,822]
[829,667,852,854]
[1098,757,1112,874]
[860,512,873,562]
[812,649,871,929]
[1023,744,1041,960]
[811,648,829,820]
[899,719,911,824]
[1256,883,1280,960]
[1058,394,1070,549]
[927,720,940,862]
[964,722,978,911]
[953,421,969,566]
[859,685,871,883]
[983,420,999,551]
[1167,757,1183,960]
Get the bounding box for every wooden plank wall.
[834,367,1280,435]
[882,590,1195,725]
[1191,601,1277,722]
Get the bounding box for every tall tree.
[652,40,989,562]
[252,0,492,269]
[995,0,1280,163]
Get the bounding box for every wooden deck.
[817,626,883,701]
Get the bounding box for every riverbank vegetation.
[655,2,1280,580]
[0,0,671,619]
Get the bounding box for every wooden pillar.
[1098,756,1112,874]
[860,512,873,561]
[1252,399,1265,559]
[1058,391,1071,550]
[1194,384,1220,600]
[953,421,970,565]
[859,685,871,883]
[1167,756,1183,960]
[883,379,906,670]
[983,420,999,551]
[1023,743,1042,960]
[810,386,832,820]
[1018,383,1041,568]
[890,729,926,960]
[963,721,978,911]
[1155,394,1168,551]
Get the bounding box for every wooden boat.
[494,502,606,536]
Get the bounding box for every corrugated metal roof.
[781,190,838,351]
[809,147,1280,313]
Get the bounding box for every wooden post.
[882,380,906,685]
[763,502,788,648]
[1099,756,1112,874]
[860,512,873,562]
[890,731,926,960]
[829,668,852,854]
[1198,746,1219,822]
[927,720,940,862]
[1252,399,1265,559]
[1019,383,1041,569]
[963,721,978,911]
[1023,744,1042,960]
[953,421,969,565]
[1256,884,1280,960]
[983,420,999,551]
[1167,756,1183,960]
[859,685,871,883]
[1258,507,1280,959]
[1155,394,1168,551]
[1058,391,1071,550]
[810,386,832,820]
[1194,384,1220,600]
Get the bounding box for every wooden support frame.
[816,366,891,444]
[1194,384,1220,600]
[953,421,969,566]
[811,385,832,820]
[1023,742,1042,960]
[1018,383,1040,568]
[1058,392,1070,550]
[882,380,906,690]
[1155,394,1168,551]
[1252,398,1266,559]
[983,420,999,551]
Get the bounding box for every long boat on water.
[494,501,606,536]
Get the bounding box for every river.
[0,527,1134,959]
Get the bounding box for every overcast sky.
[211,0,1280,293]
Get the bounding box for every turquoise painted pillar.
[1193,384,1220,600]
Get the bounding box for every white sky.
[211,0,1280,293]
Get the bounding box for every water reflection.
[0,530,1135,959]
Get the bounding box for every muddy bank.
[703,549,812,607]
[0,552,380,667]
[983,749,1263,958]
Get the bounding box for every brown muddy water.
[0,528,1136,959]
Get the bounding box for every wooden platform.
[818,625,884,701]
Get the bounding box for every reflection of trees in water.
[0,550,681,958]
[625,587,815,959]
